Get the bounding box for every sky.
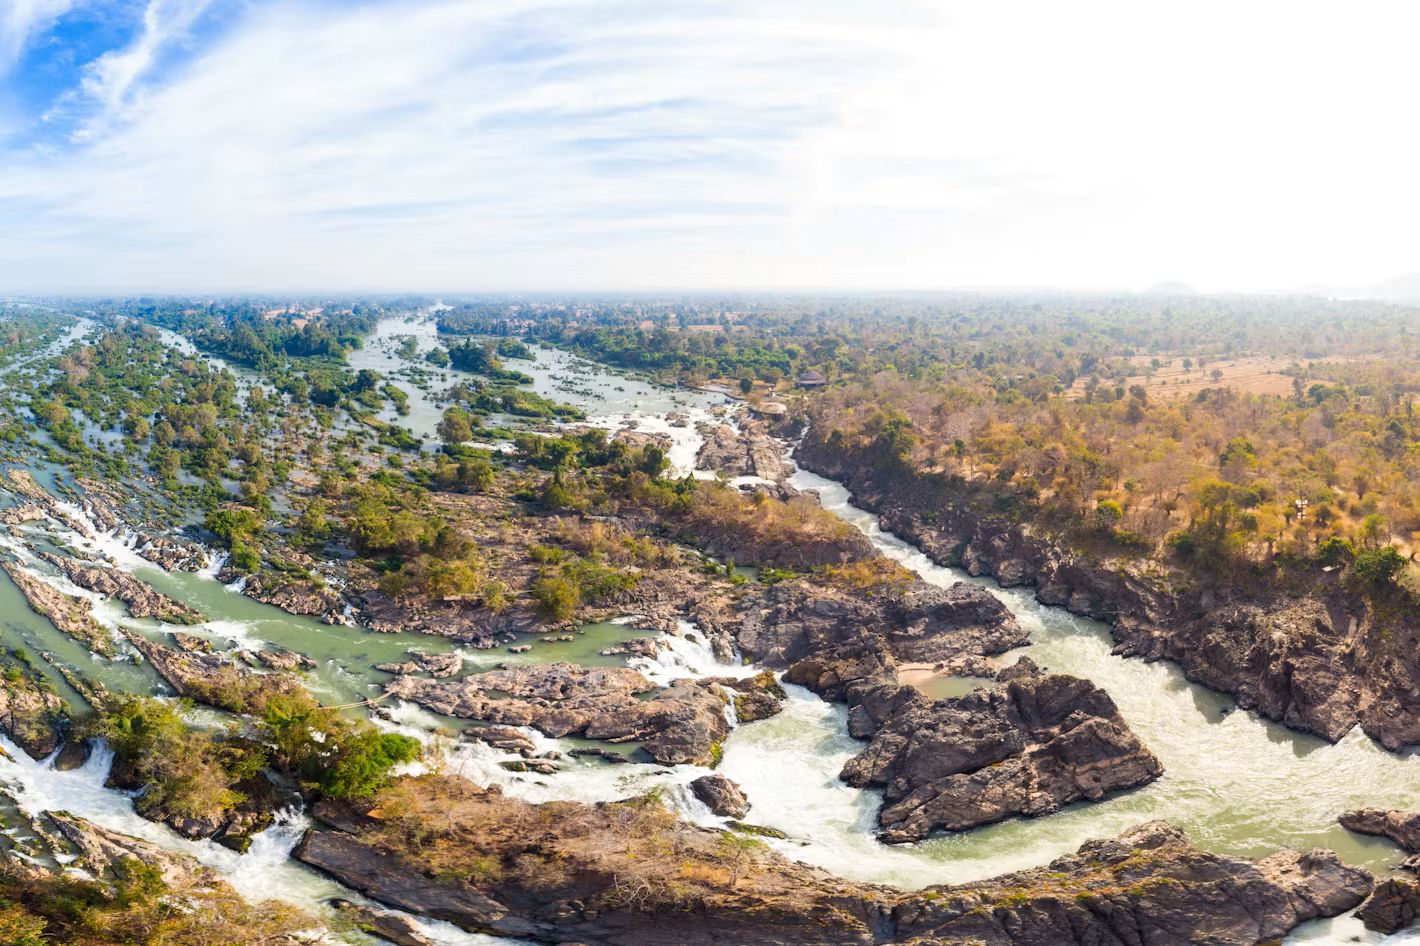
[0,0,1417,294]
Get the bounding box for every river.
[0,310,1412,944]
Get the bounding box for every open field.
[1063,354,1346,401]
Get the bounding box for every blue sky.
[1,0,1418,293]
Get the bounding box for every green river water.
[0,312,1409,944]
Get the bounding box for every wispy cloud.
[79,0,216,113]
[0,0,76,66]
[3,0,1420,293]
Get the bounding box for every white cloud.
[78,0,216,124]
[3,0,1420,293]
[0,0,75,66]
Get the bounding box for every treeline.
[434,292,1420,390]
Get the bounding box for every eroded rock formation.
[295,777,1370,946]
[840,668,1163,842]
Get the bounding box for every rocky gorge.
[294,776,1373,946]
[0,318,1411,946]
[794,425,1420,752]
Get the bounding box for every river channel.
[0,311,1411,944]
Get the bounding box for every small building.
[796,369,828,388]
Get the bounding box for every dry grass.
[1063,354,1348,401]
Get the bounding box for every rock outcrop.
[1356,876,1420,934]
[727,577,1025,676]
[332,900,432,946]
[241,571,346,622]
[3,561,115,656]
[0,664,66,758]
[1340,808,1420,856]
[794,429,1420,750]
[694,423,790,481]
[124,631,302,711]
[839,669,1162,842]
[295,777,1370,946]
[46,811,219,887]
[690,774,751,818]
[385,662,765,766]
[712,669,785,722]
[40,552,202,624]
[375,649,463,677]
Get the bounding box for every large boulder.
[1357,876,1420,934]
[840,670,1162,842]
[690,774,750,818]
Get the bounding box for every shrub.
[1095,499,1123,523]
[1353,546,1405,586]
[1316,536,1355,565]
[531,574,578,621]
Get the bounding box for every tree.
[1353,546,1405,586]
[531,573,578,620]
[1358,513,1388,549]
[437,407,473,446]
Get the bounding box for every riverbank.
[0,306,1410,945]
[794,425,1420,752]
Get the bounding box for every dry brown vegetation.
[815,366,1420,580]
[1063,354,1349,401]
[366,776,778,910]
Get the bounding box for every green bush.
[1353,546,1405,586]
[531,574,578,620]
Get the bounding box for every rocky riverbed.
[295,776,1371,946]
[795,426,1420,752]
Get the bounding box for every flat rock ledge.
[294,780,1370,946]
[384,662,782,766]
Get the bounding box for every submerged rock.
[690,773,750,818]
[841,670,1163,842]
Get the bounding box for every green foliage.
[1317,536,1355,564]
[531,573,578,621]
[227,542,260,573]
[319,729,421,800]
[86,697,263,823]
[1095,499,1123,523]
[1353,546,1406,586]
[259,692,421,799]
[204,506,263,547]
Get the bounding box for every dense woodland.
[439,293,1420,597]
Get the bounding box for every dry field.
[1063,354,1344,401]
